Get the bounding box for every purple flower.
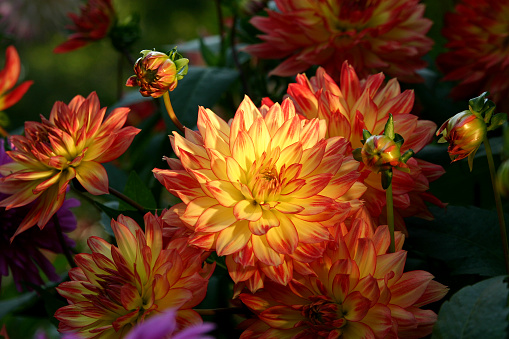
[0,139,79,292]
[125,308,215,339]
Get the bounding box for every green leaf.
[165,66,238,129]
[488,113,507,131]
[199,36,220,66]
[405,206,507,276]
[0,292,37,321]
[119,171,157,211]
[432,275,509,339]
[383,114,395,139]
[95,200,147,233]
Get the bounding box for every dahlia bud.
[126,48,189,98]
[497,159,509,197]
[361,135,402,173]
[436,110,487,168]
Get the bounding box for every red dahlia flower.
[54,0,114,53]
[0,46,33,112]
[437,0,509,111]
[55,213,215,338]
[246,0,433,82]
[240,218,448,338]
[284,63,446,234]
[154,96,366,292]
[0,92,139,239]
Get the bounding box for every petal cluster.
[154,96,366,292]
[0,92,139,238]
[0,139,79,292]
[0,46,33,112]
[285,62,445,234]
[55,213,215,338]
[436,0,509,111]
[53,0,114,53]
[240,218,448,338]
[246,0,433,82]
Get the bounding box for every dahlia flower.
[55,212,215,338]
[246,0,433,82]
[0,0,79,40]
[239,218,448,338]
[437,0,509,111]
[0,139,79,292]
[285,63,445,234]
[436,110,487,164]
[54,0,114,53]
[0,92,140,239]
[126,49,189,98]
[0,46,33,112]
[154,96,366,292]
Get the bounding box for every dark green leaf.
[0,292,37,321]
[95,200,147,232]
[199,36,220,66]
[432,275,509,339]
[119,171,157,210]
[488,113,507,131]
[406,206,507,276]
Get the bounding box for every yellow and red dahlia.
[284,63,446,234]
[55,212,215,338]
[154,96,366,292]
[0,46,33,112]
[437,0,509,111]
[246,0,433,82]
[0,92,140,239]
[239,218,448,338]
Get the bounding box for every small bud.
[360,135,404,173]
[436,110,487,166]
[126,48,189,98]
[497,159,509,197]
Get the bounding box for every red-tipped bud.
[361,135,404,173]
[437,110,487,163]
[126,49,189,98]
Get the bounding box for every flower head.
[126,49,189,98]
[361,135,404,173]
[0,92,140,239]
[0,139,79,292]
[246,0,433,82]
[154,96,366,292]
[436,110,487,164]
[55,212,215,338]
[0,46,33,112]
[240,218,448,338]
[283,63,445,234]
[436,0,509,111]
[53,0,114,53]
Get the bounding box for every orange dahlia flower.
[437,0,509,111]
[239,218,448,338]
[54,0,114,53]
[0,92,140,239]
[0,46,33,112]
[284,62,446,234]
[154,96,366,292]
[246,0,433,82]
[55,212,215,338]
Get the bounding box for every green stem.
[109,186,145,214]
[53,214,76,268]
[214,0,226,65]
[484,137,509,274]
[163,92,185,133]
[386,182,395,253]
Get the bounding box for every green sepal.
[482,101,496,123]
[362,130,372,144]
[393,133,404,148]
[381,169,393,190]
[487,113,507,131]
[467,149,477,172]
[174,58,189,80]
[383,114,395,139]
[352,147,363,162]
[468,92,489,114]
[437,135,447,143]
[401,149,414,164]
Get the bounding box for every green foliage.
[432,275,509,339]
[119,171,157,210]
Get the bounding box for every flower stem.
[483,137,509,274]
[109,186,145,213]
[163,91,185,133]
[214,0,226,65]
[0,125,9,138]
[53,214,76,268]
[386,182,395,253]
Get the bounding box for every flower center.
[297,296,346,336]
[249,163,282,205]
